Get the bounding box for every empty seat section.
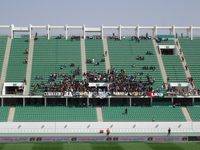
[102,106,185,122]
[85,39,105,73]
[0,37,7,79]
[179,38,200,89]
[0,107,9,122]
[108,39,163,89]
[6,38,29,82]
[187,106,200,121]
[14,107,97,122]
[30,38,82,95]
[162,55,187,82]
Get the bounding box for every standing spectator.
[125,108,128,114]
[181,54,184,61]
[106,128,110,136]
[168,128,171,136]
[185,63,188,70]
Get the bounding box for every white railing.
[0,24,199,40]
[0,122,200,134]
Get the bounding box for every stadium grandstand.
[0,24,200,143]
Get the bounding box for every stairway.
[181,107,192,122]
[0,37,12,94]
[175,39,195,87]
[24,37,35,96]
[7,107,15,122]
[102,38,111,72]
[152,39,168,86]
[96,107,103,122]
[80,38,87,76]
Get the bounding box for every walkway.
[181,107,192,122]
[96,107,103,122]
[7,107,15,122]
[102,38,111,72]
[80,38,87,76]
[152,39,168,86]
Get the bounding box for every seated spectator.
[131,64,135,68]
[101,58,105,62]
[86,58,92,64]
[136,56,144,60]
[92,58,95,64]
[94,62,100,66]
[24,48,29,54]
[146,51,153,55]
[70,63,75,67]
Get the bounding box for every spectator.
[24,57,28,64]
[131,64,135,68]
[104,51,107,56]
[24,48,29,54]
[106,128,110,136]
[168,128,171,135]
[125,108,128,114]
[185,63,188,70]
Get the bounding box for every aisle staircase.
[24,37,35,95]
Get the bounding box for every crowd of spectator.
[31,65,157,96]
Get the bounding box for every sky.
[0,0,200,26]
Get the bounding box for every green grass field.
[0,142,200,150]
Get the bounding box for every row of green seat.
[6,38,29,82]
